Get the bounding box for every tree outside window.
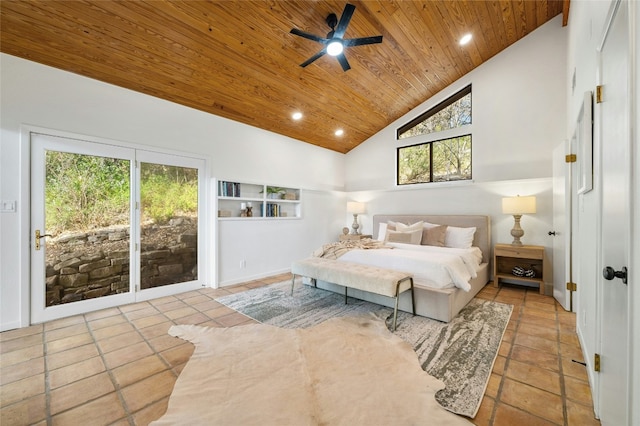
[397,86,472,185]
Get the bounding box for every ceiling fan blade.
[333,3,355,38]
[343,35,383,47]
[336,53,351,71]
[290,28,328,44]
[300,49,327,67]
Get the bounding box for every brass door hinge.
[566,282,577,291]
[596,85,603,103]
[594,353,601,372]
[566,154,577,163]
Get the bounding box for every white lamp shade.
[502,196,536,215]
[347,201,366,214]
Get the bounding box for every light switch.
[1,200,17,212]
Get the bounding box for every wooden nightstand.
[493,244,545,294]
[339,234,373,241]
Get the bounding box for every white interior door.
[597,0,630,423]
[551,141,571,311]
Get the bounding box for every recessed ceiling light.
[335,129,344,136]
[459,33,472,45]
[292,112,303,120]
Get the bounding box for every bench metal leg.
[393,295,400,331]
[392,277,415,331]
[344,287,348,304]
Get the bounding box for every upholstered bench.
[290,257,415,330]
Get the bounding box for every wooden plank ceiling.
[1,1,566,153]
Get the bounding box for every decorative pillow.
[444,226,476,249]
[385,229,422,245]
[395,221,424,232]
[376,221,401,241]
[421,225,447,247]
[376,222,388,241]
[422,221,439,229]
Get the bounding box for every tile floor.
[1,275,600,425]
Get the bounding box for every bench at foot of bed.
[290,257,415,331]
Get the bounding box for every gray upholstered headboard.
[372,215,491,263]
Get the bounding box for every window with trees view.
[397,85,472,185]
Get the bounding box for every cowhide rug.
[152,314,471,425]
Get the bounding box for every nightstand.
[493,244,545,294]
[339,234,373,241]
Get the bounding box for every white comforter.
[338,243,483,292]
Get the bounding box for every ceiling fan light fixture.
[335,129,344,136]
[326,40,344,56]
[292,111,303,120]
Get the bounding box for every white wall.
[344,16,567,289]
[346,16,567,191]
[0,54,346,330]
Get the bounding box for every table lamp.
[347,202,366,235]
[502,195,536,246]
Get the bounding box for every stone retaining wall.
[46,220,197,306]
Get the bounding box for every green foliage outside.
[399,93,471,139]
[140,163,198,224]
[45,152,198,234]
[397,91,472,185]
[398,136,471,184]
[46,152,130,234]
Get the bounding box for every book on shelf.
[218,181,241,197]
[261,203,282,217]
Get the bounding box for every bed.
[312,214,491,322]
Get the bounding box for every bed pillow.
[385,229,422,245]
[421,225,447,247]
[444,226,476,249]
[376,222,396,241]
[395,221,424,232]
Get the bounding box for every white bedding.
[337,243,483,292]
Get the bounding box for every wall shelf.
[216,180,301,219]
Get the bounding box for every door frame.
[551,140,572,311]
[22,124,211,325]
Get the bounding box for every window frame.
[396,134,472,186]
[396,85,473,186]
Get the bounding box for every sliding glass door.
[30,133,206,323]
[136,150,205,301]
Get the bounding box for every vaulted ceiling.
[0,1,567,153]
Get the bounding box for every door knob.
[602,266,628,284]
[548,231,557,236]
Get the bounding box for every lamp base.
[351,213,360,235]
[510,214,524,246]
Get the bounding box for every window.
[397,85,472,185]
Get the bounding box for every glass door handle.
[35,229,53,251]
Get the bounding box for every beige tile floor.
[1,274,600,425]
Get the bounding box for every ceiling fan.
[290,3,383,71]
